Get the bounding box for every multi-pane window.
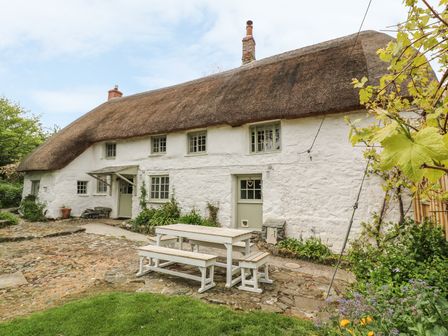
[31,180,40,196]
[151,135,167,154]
[150,175,170,200]
[240,178,262,200]
[77,181,88,195]
[188,131,207,154]
[250,123,281,153]
[105,143,116,158]
[96,179,108,194]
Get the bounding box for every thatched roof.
[18,30,393,172]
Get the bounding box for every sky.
[0,0,410,129]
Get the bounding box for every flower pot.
[60,207,72,219]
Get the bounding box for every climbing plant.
[348,0,448,210]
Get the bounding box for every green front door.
[236,175,263,229]
[118,178,133,218]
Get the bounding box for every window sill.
[148,153,166,157]
[104,157,116,160]
[93,193,108,196]
[148,199,170,204]
[77,194,89,197]
[185,152,207,157]
[247,150,281,156]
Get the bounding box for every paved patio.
[0,220,351,321]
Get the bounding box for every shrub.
[348,218,448,295]
[179,209,218,227]
[0,181,22,208]
[19,195,46,222]
[0,211,19,225]
[131,197,181,233]
[278,236,333,263]
[206,202,219,226]
[323,280,448,336]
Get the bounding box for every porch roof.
[88,165,138,175]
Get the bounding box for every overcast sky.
[0,0,409,129]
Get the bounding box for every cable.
[297,115,326,160]
[326,157,371,299]
[326,0,374,299]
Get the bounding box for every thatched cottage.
[18,22,397,248]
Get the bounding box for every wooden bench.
[189,240,254,254]
[238,252,273,293]
[136,245,217,293]
[148,235,178,247]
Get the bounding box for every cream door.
[118,178,133,218]
[236,175,263,229]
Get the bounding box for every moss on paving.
[0,292,318,336]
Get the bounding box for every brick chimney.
[242,20,256,65]
[107,85,123,100]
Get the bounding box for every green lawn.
[0,292,318,336]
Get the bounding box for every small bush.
[19,195,46,222]
[278,236,333,263]
[179,209,218,227]
[0,181,22,208]
[131,197,181,233]
[0,211,19,225]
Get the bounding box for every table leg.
[225,243,233,288]
[244,238,251,256]
[179,237,184,250]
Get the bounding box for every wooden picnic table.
[155,224,254,288]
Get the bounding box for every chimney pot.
[242,20,256,65]
[108,85,123,101]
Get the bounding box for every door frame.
[232,173,263,229]
[116,175,136,218]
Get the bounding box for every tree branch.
[421,0,448,27]
[421,163,448,173]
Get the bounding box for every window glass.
[105,143,116,158]
[31,180,40,196]
[250,123,281,153]
[151,135,167,154]
[239,178,262,200]
[97,179,108,193]
[188,131,207,154]
[77,181,88,194]
[150,175,169,200]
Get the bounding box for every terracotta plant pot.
[60,207,72,219]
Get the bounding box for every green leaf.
[380,127,448,182]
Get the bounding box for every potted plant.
[60,205,72,219]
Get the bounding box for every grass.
[0,292,318,336]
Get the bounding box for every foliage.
[131,197,181,233]
[0,97,46,167]
[0,181,22,208]
[278,236,334,263]
[0,292,317,336]
[323,280,448,336]
[179,208,218,227]
[206,202,220,225]
[348,1,448,203]
[19,195,47,222]
[0,211,19,225]
[348,217,448,294]
[0,162,23,183]
[139,181,148,210]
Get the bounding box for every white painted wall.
[23,111,404,250]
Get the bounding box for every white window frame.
[250,122,281,153]
[151,135,167,154]
[105,142,116,159]
[96,178,108,194]
[187,131,207,154]
[150,175,170,202]
[31,180,40,196]
[77,181,88,195]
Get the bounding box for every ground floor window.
[77,181,88,195]
[31,180,40,196]
[150,175,169,201]
[96,179,108,193]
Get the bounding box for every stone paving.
[0,220,350,322]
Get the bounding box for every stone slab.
[0,272,28,289]
[81,223,150,242]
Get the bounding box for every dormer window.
[105,143,116,159]
[250,122,281,153]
